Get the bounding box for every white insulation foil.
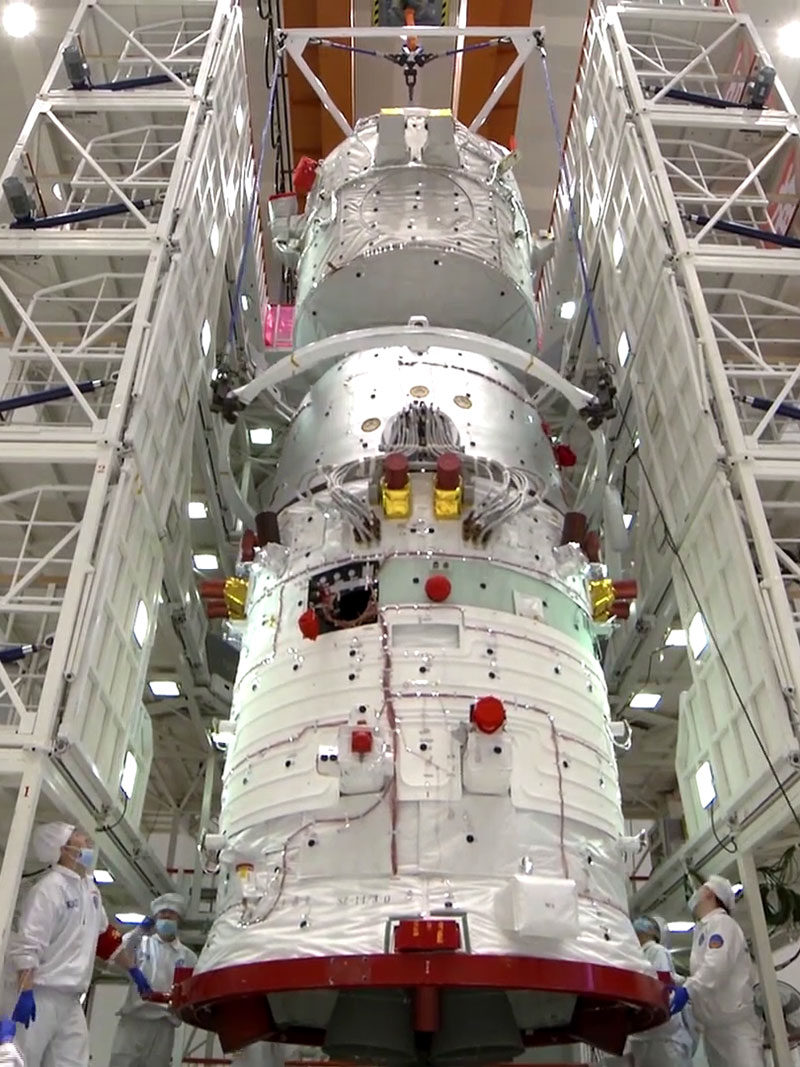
[198,401,650,983]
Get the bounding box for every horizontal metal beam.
[281,25,540,40]
[0,232,160,256]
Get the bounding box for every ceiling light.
[149,680,180,698]
[623,513,634,529]
[120,751,138,799]
[695,760,717,809]
[732,882,743,895]
[93,869,114,884]
[240,294,250,311]
[2,3,37,38]
[612,228,625,266]
[667,921,695,933]
[779,21,800,59]
[617,330,630,367]
[132,600,149,648]
[688,611,710,659]
[193,553,219,571]
[200,319,212,357]
[211,720,235,750]
[188,500,208,519]
[629,691,662,710]
[559,300,577,321]
[585,114,597,147]
[115,912,146,924]
[52,182,64,202]
[249,427,274,445]
[666,628,688,647]
[234,104,245,135]
[209,221,220,257]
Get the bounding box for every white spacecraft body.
[182,108,662,1059]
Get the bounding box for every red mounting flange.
[173,953,667,1056]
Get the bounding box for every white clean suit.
[625,940,693,1067]
[9,866,108,1067]
[686,907,765,1067]
[109,932,197,1067]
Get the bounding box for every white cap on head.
[150,892,187,918]
[704,874,735,912]
[31,822,75,864]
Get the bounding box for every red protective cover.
[96,925,123,961]
[395,920,461,952]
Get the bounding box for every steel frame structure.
[539,1,800,1061]
[280,25,541,139]
[0,0,263,960]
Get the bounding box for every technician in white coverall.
[625,916,693,1067]
[8,822,153,1067]
[669,874,765,1067]
[109,893,198,1067]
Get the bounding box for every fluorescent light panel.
[188,500,208,519]
[193,553,219,570]
[116,912,146,924]
[629,691,662,710]
[667,921,695,933]
[149,680,180,698]
[249,427,274,445]
[93,869,114,884]
[559,300,577,321]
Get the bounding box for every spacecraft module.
[176,106,665,1060]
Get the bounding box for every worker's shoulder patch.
[708,933,725,949]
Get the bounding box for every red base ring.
[174,953,667,1056]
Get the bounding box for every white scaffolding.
[0,0,263,957]
[540,2,800,1059]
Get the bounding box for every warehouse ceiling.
[0,0,797,868]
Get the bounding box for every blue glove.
[0,1018,16,1044]
[11,990,35,1028]
[139,917,155,931]
[129,967,152,997]
[669,985,690,1015]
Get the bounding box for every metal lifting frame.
[540,1,800,1061]
[281,26,541,136]
[0,0,263,961]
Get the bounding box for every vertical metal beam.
[0,753,44,963]
[738,850,792,1067]
[189,752,216,918]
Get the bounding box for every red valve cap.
[351,729,373,754]
[471,696,506,734]
[298,609,320,641]
[424,574,452,602]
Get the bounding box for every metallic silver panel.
[293,112,538,351]
[263,347,558,512]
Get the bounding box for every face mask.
[156,918,178,938]
[67,845,94,870]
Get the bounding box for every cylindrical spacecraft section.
[179,108,664,1059]
[292,111,540,351]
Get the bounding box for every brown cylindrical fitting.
[612,579,638,600]
[383,452,409,490]
[255,510,281,546]
[584,529,602,562]
[435,452,462,491]
[206,600,228,619]
[560,510,588,546]
[199,579,226,599]
[240,528,257,563]
[610,602,631,620]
